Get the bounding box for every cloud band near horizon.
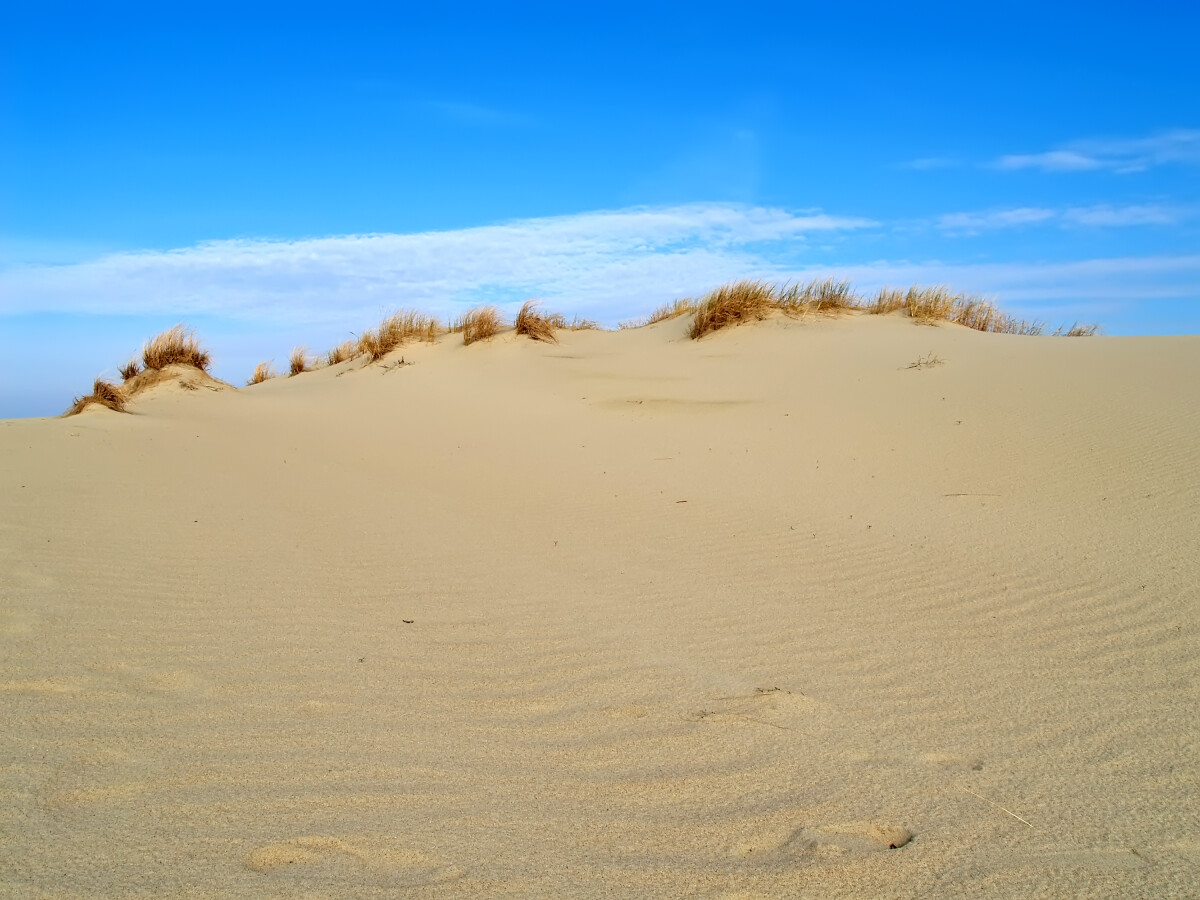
[1,203,1197,330]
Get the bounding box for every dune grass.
[1057,322,1102,337]
[325,340,356,366]
[289,347,311,376]
[567,315,601,330]
[689,280,777,338]
[142,325,211,372]
[357,310,441,362]
[65,379,125,416]
[777,278,860,313]
[118,359,142,382]
[247,361,276,385]
[453,306,502,345]
[514,300,567,342]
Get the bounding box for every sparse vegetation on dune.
[142,325,211,372]
[325,340,356,366]
[118,359,142,382]
[1057,322,1102,337]
[777,277,860,313]
[867,285,1059,335]
[453,306,502,345]
[689,280,777,338]
[514,300,566,342]
[64,379,125,416]
[289,347,311,376]
[567,315,601,330]
[357,310,442,362]
[247,361,276,385]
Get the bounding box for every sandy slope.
[1,312,1198,898]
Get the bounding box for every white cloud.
[0,204,876,325]
[938,203,1191,233]
[994,129,1200,173]
[1061,203,1189,227]
[938,207,1056,232]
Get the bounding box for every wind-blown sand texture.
[2,312,1198,897]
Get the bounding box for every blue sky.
[2,1,1198,417]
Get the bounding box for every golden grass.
[247,361,276,385]
[325,340,356,366]
[142,325,211,372]
[689,280,776,338]
[288,347,310,376]
[567,315,601,330]
[1057,322,1101,337]
[64,379,125,416]
[868,287,908,315]
[454,306,502,345]
[514,300,566,342]
[358,310,442,362]
[777,277,859,313]
[904,286,958,323]
[118,358,142,382]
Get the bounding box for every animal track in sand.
[688,686,818,730]
[245,836,464,886]
[733,821,913,860]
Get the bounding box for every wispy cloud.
[938,207,1056,232]
[938,203,1192,233]
[0,204,876,325]
[995,129,1200,173]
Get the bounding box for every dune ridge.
[4,306,1196,898]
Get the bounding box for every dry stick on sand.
[959,786,1034,828]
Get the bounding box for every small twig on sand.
[959,786,1034,828]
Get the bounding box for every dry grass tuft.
[65,379,126,416]
[689,280,776,338]
[118,358,142,381]
[868,287,908,315]
[904,286,958,323]
[567,315,601,330]
[325,340,356,366]
[776,278,860,314]
[514,300,567,342]
[247,361,276,385]
[142,325,211,372]
[357,310,442,362]
[289,347,311,376]
[1057,322,1101,337]
[454,306,502,345]
[647,298,696,325]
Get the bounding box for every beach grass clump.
[289,347,311,376]
[454,306,502,345]
[142,325,211,372]
[65,379,126,416]
[118,358,142,381]
[868,287,908,315]
[689,280,777,338]
[358,310,441,362]
[776,277,860,314]
[1057,322,1101,337]
[325,340,356,366]
[647,298,696,325]
[514,300,567,342]
[904,286,958,323]
[247,361,276,385]
[567,315,601,330]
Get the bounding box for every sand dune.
[2,311,1198,897]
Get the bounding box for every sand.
[1,312,1198,897]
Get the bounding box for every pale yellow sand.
[1,313,1198,897]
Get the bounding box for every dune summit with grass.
[2,283,1198,897]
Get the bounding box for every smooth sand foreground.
[1,312,1198,898]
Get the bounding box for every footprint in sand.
[688,686,819,730]
[734,821,913,860]
[245,836,464,886]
